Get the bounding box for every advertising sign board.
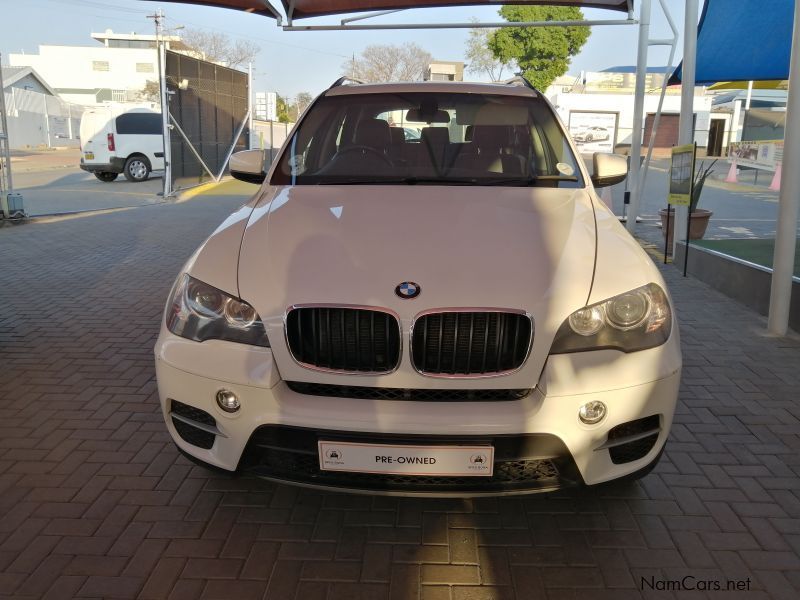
[669,144,696,207]
[583,71,675,94]
[255,92,278,122]
[728,139,783,172]
[568,111,618,154]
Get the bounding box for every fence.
[165,50,250,192]
[2,88,85,149]
[251,120,296,164]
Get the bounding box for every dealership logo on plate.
[395,282,421,299]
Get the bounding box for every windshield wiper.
[479,175,579,186]
[311,175,578,186]
[314,177,476,186]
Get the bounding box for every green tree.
[296,92,313,115]
[276,95,291,123]
[465,25,510,82]
[489,6,590,91]
[137,80,161,105]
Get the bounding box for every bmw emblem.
[395,281,421,299]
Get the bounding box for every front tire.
[94,171,118,182]
[123,156,151,182]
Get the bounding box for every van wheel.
[124,156,151,182]
[94,171,118,182]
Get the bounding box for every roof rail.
[329,76,367,88]
[504,76,538,92]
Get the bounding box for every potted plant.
[660,159,717,245]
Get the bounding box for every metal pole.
[674,0,699,255]
[0,55,12,217]
[768,0,800,335]
[745,80,754,110]
[151,8,172,198]
[248,63,254,149]
[639,0,679,196]
[341,9,406,25]
[284,18,638,32]
[625,0,651,234]
[216,109,251,181]
[42,95,51,148]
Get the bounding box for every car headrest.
[471,125,511,151]
[421,127,450,148]
[389,127,405,146]
[354,119,391,151]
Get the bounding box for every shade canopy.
[708,81,789,91]
[148,0,631,20]
[671,0,794,85]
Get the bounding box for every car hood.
[237,185,597,388]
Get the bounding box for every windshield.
[271,92,583,187]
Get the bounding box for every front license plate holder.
[318,440,494,477]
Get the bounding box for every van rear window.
[116,113,162,135]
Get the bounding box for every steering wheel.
[335,145,393,166]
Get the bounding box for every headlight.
[551,283,671,354]
[165,274,270,347]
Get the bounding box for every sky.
[1,0,700,99]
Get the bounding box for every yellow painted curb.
[174,180,224,204]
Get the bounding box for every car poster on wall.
[568,111,618,154]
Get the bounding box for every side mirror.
[230,149,266,184]
[591,153,628,188]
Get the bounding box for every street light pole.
[148,8,172,197]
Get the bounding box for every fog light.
[216,389,240,413]
[579,401,606,424]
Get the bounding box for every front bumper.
[155,334,681,496]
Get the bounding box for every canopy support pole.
[638,0,679,206]
[674,0,698,255]
[768,0,800,335]
[342,9,407,25]
[625,0,651,234]
[259,1,283,25]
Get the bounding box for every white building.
[424,61,464,82]
[9,30,190,106]
[546,71,713,155]
[2,66,84,148]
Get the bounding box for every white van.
[79,107,164,182]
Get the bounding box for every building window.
[108,39,156,49]
[136,63,154,73]
[431,73,454,82]
[92,61,110,72]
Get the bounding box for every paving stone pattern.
[1,192,799,599]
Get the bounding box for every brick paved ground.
[1,183,799,600]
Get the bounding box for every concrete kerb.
[1,205,142,227]
[0,178,242,228]
[173,179,229,203]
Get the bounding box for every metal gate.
[164,50,250,192]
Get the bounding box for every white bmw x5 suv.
[155,78,681,496]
